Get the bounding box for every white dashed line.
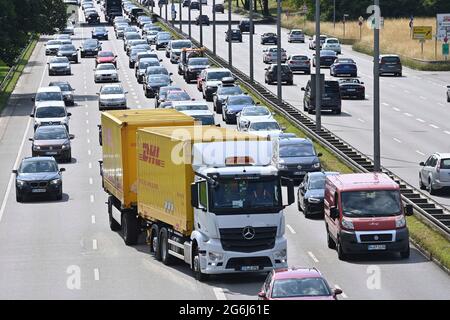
[90,195,95,203]
[429,124,439,129]
[94,268,100,281]
[91,215,96,224]
[88,150,92,155]
[213,287,227,300]
[86,120,89,124]
[416,118,425,123]
[419,96,427,100]
[444,131,450,135]
[416,150,425,156]
[89,178,93,185]
[404,113,413,117]
[92,239,98,250]
[86,129,90,134]
[307,251,319,263]
[404,90,410,94]
[358,118,365,123]
[437,103,444,107]
[393,138,402,143]
[88,162,92,169]
[393,107,400,112]
[286,224,296,234]
[85,112,89,116]
[87,138,90,144]
[382,102,389,106]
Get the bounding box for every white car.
[202,68,233,101]
[45,40,62,55]
[165,39,193,63]
[32,101,71,132]
[309,34,328,50]
[262,47,287,64]
[287,29,305,43]
[171,101,215,125]
[243,119,283,138]
[322,38,341,54]
[98,84,128,110]
[33,86,64,112]
[94,63,119,83]
[236,106,273,131]
[48,57,71,76]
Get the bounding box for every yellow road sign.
[413,26,433,40]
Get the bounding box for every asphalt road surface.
[0,3,448,299]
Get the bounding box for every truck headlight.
[50,178,61,185]
[313,162,321,169]
[208,251,223,262]
[274,249,287,259]
[16,180,26,187]
[307,197,321,204]
[395,215,406,228]
[341,217,354,230]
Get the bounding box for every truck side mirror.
[405,204,414,216]
[330,207,339,219]
[282,178,295,207]
[190,183,199,209]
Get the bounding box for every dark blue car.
[13,157,65,202]
[297,171,339,217]
[330,58,357,77]
[222,94,255,124]
[92,27,108,40]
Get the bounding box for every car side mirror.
[69,134,75,140]
[330,207,339,219]
[405,204,414,216]
[12,169,18,174]
[301,87,305,91]
[124,91,128,94]
[317,153,323,157]
[169,72,173,75]
[334,288,343,296]
[31,97,35,102]
[257,291,266,298]
[159,59,163,62]
[361,82,364,84]
[281,126,286,131]
[419,161,425,166]
[190,183,199,208]
[67,112,72,116]
[30,114,34,117]
[59,168,66,172]
[96,92,100,95]
[256,102,260,105]
[28,138,34,141]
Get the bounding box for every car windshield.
[308,176,327,190]
[148,75,170,82]
[218,86,242,95]
[98,51,114,57]
[60,45,75,51]
[51,58,68,63]
[172,41,192,49]
[193,115,215,125]
[97,64,115,70]
[101,86,124,94]
[174,104,208,111]
[341,190,402,217]
[126,34,140,40]
[271,278,331,298]
[242,107,270,116]
[47,40,61,46]
[280,144,315,157]
[146,67,168,75]
[147,30,159,35]
[207,71,232,81]
[158,33,171,40]
[188,58,208,66]
[211,178,281,212]
[84,42,97,48]
[140,60,159,68]
[35,127,68,140]
[292,31,303,35]
[229,96,254,105]
[327,39,339,43]
[20,160,58,173]
[36,92,62,101]
[50,83,71,91]
[94,27,106,32]
[166,91,190,100]
[35,107,66,118]
[249,122,280,131]
[291,56,308,61]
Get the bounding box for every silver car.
[419,153,450,194]
[287,29,305,43]
[94,63,119,83]
[48,57,71,75]
[98,84,128,110]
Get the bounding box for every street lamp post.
[249,0,254,82]
[188,5,191,38]
[165,2,168,20]
[200,0,203,46]
[228,0,232,67]
[373,0,381,171]
[315,0,321,132]
[179,0,182,31]
[213,0,216,54]
[333,0,336,29]
[276,0,282,100]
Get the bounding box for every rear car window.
[324,81,340,93]
[382,56,400,63]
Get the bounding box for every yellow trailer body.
[101,109,195,208]
[136,126,269,236]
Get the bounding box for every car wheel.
[192,248,208,282]
[66,151,72,163]
[400,243,410,259]
[428,178,436,195]
[129,62,133,68]
[149,224,161,260]
[56,189,63,201]
[159,227,176,265]
[121,210,139,246]
[16,190,24,203]
[337,237,347,260]
[297,199,302,212]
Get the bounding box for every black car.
[338,78,365,100]
[238,20,255,33]
[30,125,74,162]
[213,3,224,13]
[86,11,100,24]
[155,85,182,108]
[144,74,172,98]
[297,171,339,216]
[189,1,200,9]
[57,44,79,63]
[195,15,210,25]
[213,80,243,114]
[92,26,108,40]
[80,39,102,58]
[379,54,402,76]
[225,29,242,42]
[182,0,191,7]
[183,57,209,82]
[261,32,277,45]
[313,50,337,68]
[302,80,342,114]
[13,157,65,202]
[264,64,293,85]
[222,94,256,124]
[277,137,322,183]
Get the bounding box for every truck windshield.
[341,190,401,217]
[211,177,282,214]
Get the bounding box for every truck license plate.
[368,244,386,251]
[241,266,259,271]
[46,152,58,155]
[32,189,46,193]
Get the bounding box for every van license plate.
[241,266,259,271]
[46,152,58,155]
[368,244,386,251]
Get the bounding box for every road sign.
[413,26,433,40]
[437,13,450,41]
[443,43,449,56]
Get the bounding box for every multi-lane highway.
[0,2,449,299]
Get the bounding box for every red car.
[197,69,207,92]
[96,51,118,67]
[258,267,342,300]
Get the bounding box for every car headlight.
[274,249,287,259]
[208,251,223,262]
[341,217,354,230]
[307,197,321,204]
[33,145,41,150]
[72,52,77,56]
[50,178,62,185]
[62,142,70,150]
[16,180,26,187]
[313,162,321,169]
[395,215,406,228]
[277,164,287,170]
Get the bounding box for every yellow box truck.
[119,125,294,280]
[99,109,195,233]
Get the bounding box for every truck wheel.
[108,196,121,231]
[193,249,208,282]
[400,243,410,259]
[150,225,161,260]
[428,179,436,195]
[337,237,347,260]
[159,227,176,265]
[121,210,139,245]
[327,227,336,249]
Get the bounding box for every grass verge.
[0,61,9,84]
[157,14,450,272]
[0,36,38,113]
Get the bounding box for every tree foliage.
[0,0,68,66]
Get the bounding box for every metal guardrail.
[135,5,450,239]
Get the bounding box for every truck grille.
[360,234,393,242]
[219,227,277,253]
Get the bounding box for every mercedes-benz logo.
[242,226,255,240]
[297,165,302,169]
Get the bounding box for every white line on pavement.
[91,215,96,224]
[393,107,400,112]
[85,111,89,116]
[358,118,365,123]
[286,224,296,234]
[90,195,94,203]
[94,268,100,281]
[88,150,91,155]
[307,251,319,263]
[445,131,450,135]
[89,178,93,185]
[86,120,89,124]
[88,162,92,169]
[382,102,389,106]
[416,150,425,156]
[429,124,439,129]
[87,129,90,134]
[213,287,227,300]
[87,138,90,144]
[92,239,98,250]
[393,138,402,143]
[419,96,427,100]
[416,118,425,123]
[404,113,413,117]
[334,285,348,298]
[404,90,410,94]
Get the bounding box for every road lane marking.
[286,224,296,234]
[393,107,400,112]
[94,268,100,281]
[92,239,98,250]
[85,111,89,116]
[307,251,319,263]
[213,287,227,300]
[445,131,450,135]
[429,124,439,129]
[87,129,90,134]
[393,138,402,143]
[90,195,95,203]
[419,96,427,100]
[334,285,348,298]
[403,113,412,117]
[404,90,410,94]
[416,118,425,123]
[91,215,96,224]
[89,178,93,185]
[437,103,444,107]
[135,100,140,104]
[86,120,89,124]
[358,118,365,123]
[89,162,92,169]
[88,150,91,155]
[416,150,425,156]
[382,102,389,106]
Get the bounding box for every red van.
[324,173,413,260]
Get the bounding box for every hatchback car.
[225,29,243,42]
[136,58,161,83]
[48,81,75,106]
[80,39,102,58]
[195,15,210,25]
[48,57,71,76]
[260,32,277,45]
[92,26,108,40]
[419,153,450,194]
[263,47,287,64]
[30,125,74,162]
[297,171,339,216]
[258,267,341,300]
[236,105,273,131]
[14,157,66,202]
[94,63,119,83]
[379,54,402,76]
[330,58,357,77]
[287,55,311,74]
[57,44,79,63]
[98,84,128,110]
[222,94,256,124]
[313,50,337,68]
[322,38,341,54]
[264,64,293,85]
[338,78,365,100]
[155,32,172,50]
[287,29,305,43]
[302,80,342,114]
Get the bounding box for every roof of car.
[307,171,340,178]
[206,68,231,73]
[279,137,312,145]
[273,267,323,280]
[35,101,66,108]
[23,156,57,162]
[171,100,208,107]
[37,86,61,93]
[435,153,450,158]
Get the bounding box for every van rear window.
[440,159,450,169]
